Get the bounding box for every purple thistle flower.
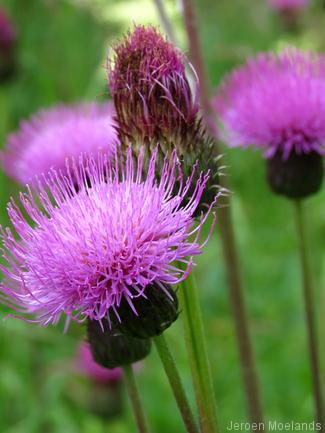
[214,48,324,198]
[1,102,118,184]
[214,49,325,160]
[0,7,16,82]
[108,25,199,148]
[268,0,310,11]
[0,148,216,327]
[76,342,123,383]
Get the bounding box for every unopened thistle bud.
[108,25,221,213]
[109,25,198,149]
[87,319,151,369]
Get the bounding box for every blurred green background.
[0,0,324,432]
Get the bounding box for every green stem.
[181,0,265,426]
[123,364,150,433]
[294,200,324,430]
[179,272,219,433]
[154,334,199,433]
[218,199,265,428]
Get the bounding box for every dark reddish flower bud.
[108,25,221,215]
[0,7,16,82]
[108,25,198,149]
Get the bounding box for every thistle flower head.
[77,342,122,383]
[268,0,310,11]
[108,25,198,149]
[213,48,325,160]
[0,148,216,327]
[1,102,118,184]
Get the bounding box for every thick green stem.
[154,334,199,433]
[123,364,150,433]
[294,200,324,430]
[179,272,219,433]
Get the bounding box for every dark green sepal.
[113,282,179,339]
[267,151,323,199]
[87,319,151,369]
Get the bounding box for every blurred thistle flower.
[0,148,216,337]
[268,0,310,11]
[1,102,118,184]
[77,341,122,383]
[213,48,324,198]
[108,25,221,212]
[0,6,17,82]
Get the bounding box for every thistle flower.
[0,7,16,82]
[268,0,310,11]
[213,49,324,198]
[0,148,216,334]
[77,341,122,383]
[108,25,220,212]
[1,102,118,184]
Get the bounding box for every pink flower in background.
[268,0,310,10]
[213,48,325,159]
[1,102,118,183]
[77,342,122,383]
